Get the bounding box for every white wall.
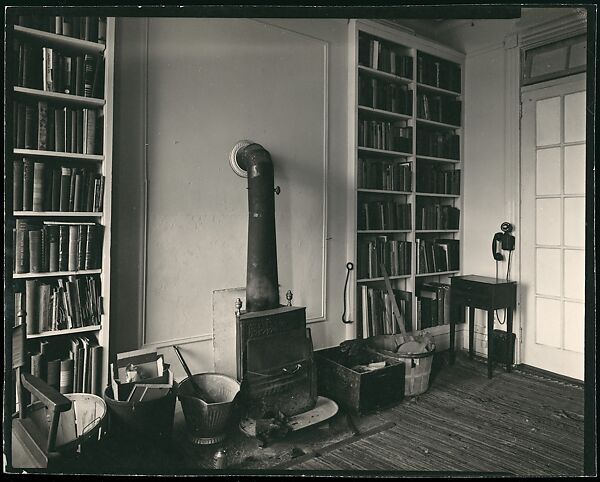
[112,18,351,378]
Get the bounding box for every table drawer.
[451,283,493,304]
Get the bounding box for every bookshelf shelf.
[415,270,460,278]
[416,192,460,198]
[358,146,413,157]
[13,269,102,279]
[7,15,114,402]
[358,274,412,283]
[358,230,411,234]
[14,86,105,108]
[358,64,413,84]
[416,118,461,130]
[351,21,464,337]
[13,25,105,55]
[14,211,103,217]
[416,82,461,97]
[358,105,412,121]
[13,149,104,162]
[416,155,460,164]
[27,325,102,339]
[357,188,412,195]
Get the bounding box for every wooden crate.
[315,346,405,414]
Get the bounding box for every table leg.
[468,306,475,359]
[487,310,494,379]
[506,306,514,373]
[449,308,456,365]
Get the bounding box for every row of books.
[358,201,412,231]
[13,100,103,155]
[358,35,413,78]
[15,15,107,44]
[360,286,413,338]
[416,204,460,230]
[14,221,103,274]
[416,53,461,93]
[417,93,461,126]
[27,336,103,397]
[16,275,102,335]
[417,282,452,329]
[416,238,460,274]
[358,76,412,115]
[13,159,104,213]
[358,120,412,153]
[358,158,412,192]
[14,43,104,99]
[358,238,412,279]
[416,166,461,195]
[416,129,460,160]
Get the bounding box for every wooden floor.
[284,353,585,476]
[32,353,584,476]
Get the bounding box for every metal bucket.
[177,373,240,445]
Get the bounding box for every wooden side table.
[449,275,517,378]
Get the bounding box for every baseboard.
[514,363,584,387]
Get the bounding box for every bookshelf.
[349,20,464,340]
[5,14,114,401]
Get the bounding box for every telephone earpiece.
[492,232,505,261]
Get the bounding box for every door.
[520,74,586,380]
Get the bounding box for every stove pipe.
[229,140,279,312]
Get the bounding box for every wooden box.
[315,346,405,414]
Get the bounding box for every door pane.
[564,197,585,247]
[536,248,561,297]
[564,249,584,300]
[564,91,586,142]
[536,147,561,195]
[536,297,562,347]
[536,198,561,245]
[536,97,561,146]
[564,301,584,353]
[564,144,586,194]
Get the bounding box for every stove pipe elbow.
[230,140,279,312]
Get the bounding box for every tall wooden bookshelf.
[348,20,465,343]
[5,14,114,404]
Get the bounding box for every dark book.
[62,17,73,37]
[89,345,103,396]
[59,167,71,211]
[65,107,73,152]
[15,220,29,273]
[24,102,37,149]
[85,172,96,211]
[68,167,77,211]
[25,279,40,335]
[16,102,26,148]
[47,225,59,271]
[28,230,42,273]
[70,108,78,153]
[38,283,52,332]
[76,109,84,153]
[47,359,61,391]
[71,338,81,392]
[77,225,88,270]
[98,18,107,45]
[68,225,79,271]
[37,101,49,150]
[47,104,56,152]
[73,169,84,212]
[84,224,99,269]
[83,54,95,97]
[97,176,105,212]
[51,167,61,211]
[55,107,66,152]
[75,55,84,97]
[60,358,75,394]
[86,16,99,43]
[72,16,81,39]
[91,56,105,98]
[32,161,45,211]
[13,159,24,211]
[58,225,69,271]
[84,109,97,154]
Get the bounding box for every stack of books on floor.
[360,286,412,337]
[27,335,103,396]
[13,159,105,212]
[14,220,104,274]
[417,281,451,329]
[110,349,174,403]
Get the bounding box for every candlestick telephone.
[492,222,515,261]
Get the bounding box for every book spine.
[47,359,61,391]
[28,230,42,273]
[15,219,29,273]
[90,345,103,396]
[51,167,61,211]
[73,169,83,212]
[48,225,59,271]
[13,160,24,211]
[55,107,66,152]
[68,167,77,211]
[77,225,88,270]
[60,358,75,394]
[32,161,45,211]
[22,158,34,211]
[58,225,69,271]
[16,102,26,148]
[25,279,39,335]
[84,225,96,269]
[75,55,84,97]
[59,167,71,211]
[37,101,48,150]
[84,109,97,154]
[24,102,37,149]
[65,107,73,152]
[38,283,51,332]
[76,109,84,153]
[84,54,95,97]
[70,109,77,153]
[68,225,79,271]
